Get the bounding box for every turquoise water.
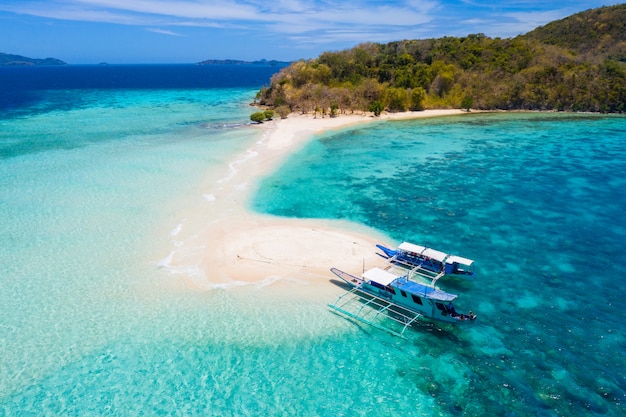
[1,70,625,417]
[253,112,626,416]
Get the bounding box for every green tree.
[461,95,474,111]
[369,100,384,116]
[250,112,265,123]
[385,87,409,112]
[263,110,274,120]
[409,87,426,111]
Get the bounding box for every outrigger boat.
[376,242,475,279]
[328,246,476,338]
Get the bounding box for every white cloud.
[146,28,185,36]
[2,0,436,28]
[0,2,147,25]
[505,9,571,30]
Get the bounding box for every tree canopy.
[257,5,626,115]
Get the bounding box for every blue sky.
[0,0,622,64]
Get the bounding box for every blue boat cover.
[395,279,457,301]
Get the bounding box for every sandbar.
[167,109,465,290]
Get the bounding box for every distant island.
[0,53,67,66]
[197,58,290,67]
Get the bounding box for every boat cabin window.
[370,281,385,290]
[370,281,395,294]
[400,290,407,297]
[411,294,423,305]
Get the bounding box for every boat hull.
[359,281,475,325]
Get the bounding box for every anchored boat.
[376,242,475,279]
[328,244,476,338]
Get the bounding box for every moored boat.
[330,266,476,329]
[376,242,475,279]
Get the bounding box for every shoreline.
[166,109,466,290]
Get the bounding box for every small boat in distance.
[376,242,475,279]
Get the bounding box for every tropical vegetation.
[250,110,274,123]
[256,5,626,116]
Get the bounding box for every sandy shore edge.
[169,109,466,289]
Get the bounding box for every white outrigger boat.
[376,242,475,280]
[328,245,476,338]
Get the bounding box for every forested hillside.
[257,5,626,116]
[523,5,626,60]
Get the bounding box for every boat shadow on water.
[329,278,353,291]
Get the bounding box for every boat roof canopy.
[446,255,474,266]
[421,248,448,262]
[399,242,474,266]
[398,242,426,254]
[362,268,397,286]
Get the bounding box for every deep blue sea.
[1,65,625,416]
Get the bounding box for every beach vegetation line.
[256,5,626,115]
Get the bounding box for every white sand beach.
[168,109,464,290]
